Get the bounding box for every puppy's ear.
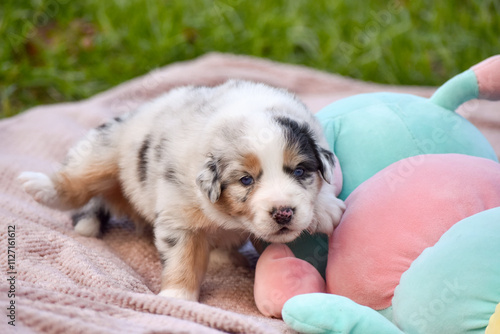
[317,147,335,184]
[196,155,222,203]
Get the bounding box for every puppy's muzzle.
[271,206,294,225]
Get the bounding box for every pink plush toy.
[255,154,500,312]
[255,154,500,334]
[254,55,500,334]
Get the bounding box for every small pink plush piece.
[332,155,343,197]
[326,154,500,310]
[471,55,500,100]
[254,243,326,318]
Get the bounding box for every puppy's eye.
[240,175,254,186]
[293,168,305,178]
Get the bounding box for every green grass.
[1,0,499,118]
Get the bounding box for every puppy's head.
[197,110,336,243]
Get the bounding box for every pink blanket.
[2,53,499,333]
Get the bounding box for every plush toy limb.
[430,69,479,111]
[471,55,500,100]
[254,243,325,318]
[282,293,403,334]
[430,55,500,111]
[393,207,500,334]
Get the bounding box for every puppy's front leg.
[155,227,210,301]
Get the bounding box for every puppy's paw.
[323,197,346,231]
[158,288,199,302]
[74,216,101,238]
[18,172,65,209]
[310,183,346,235]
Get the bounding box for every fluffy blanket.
[2,53,499,334]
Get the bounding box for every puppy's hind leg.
[18,171,68,210]
[18,123,121,211]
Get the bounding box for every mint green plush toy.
[254,56,500,333]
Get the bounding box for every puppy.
[18,80,345,301]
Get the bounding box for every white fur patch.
[74,216,101,237]
[158,288,198,301]
[309,182,346,235]
[17,172,65,209]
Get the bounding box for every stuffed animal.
[258,55,500,278]
[254,55,500,333]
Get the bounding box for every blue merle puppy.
[18,80,345,301]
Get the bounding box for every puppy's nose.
[271,206,294,225]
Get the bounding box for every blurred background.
[1,0,499,118]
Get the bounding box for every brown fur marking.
[103,184,151,231]
[183,207,220,231]
[241,153,262,178]
[160,231,210,294]
[215,153,262,219]
[53,162,119,209]
[283,145,304,170]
